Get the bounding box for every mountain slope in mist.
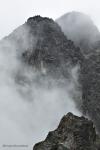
[56,11,100,55]
[57,11,100,133]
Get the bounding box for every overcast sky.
[0,0,100,39]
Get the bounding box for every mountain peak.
[27,15,53,24]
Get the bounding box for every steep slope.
[56,11,100,56]
[33,113,100,150]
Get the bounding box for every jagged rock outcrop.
[56,11,100,56]
[33,113,100,150]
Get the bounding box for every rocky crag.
[33,113,100,150]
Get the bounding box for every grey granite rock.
[33,113,99,150]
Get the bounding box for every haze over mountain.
[57,11,100,134]
[56,12,100,55]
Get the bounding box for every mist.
[0,23,81,150]
[56,11,100,55]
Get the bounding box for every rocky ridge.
[33,113,100,150]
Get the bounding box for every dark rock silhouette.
[33,113,100,150]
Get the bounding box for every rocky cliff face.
[33,113,100,150]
